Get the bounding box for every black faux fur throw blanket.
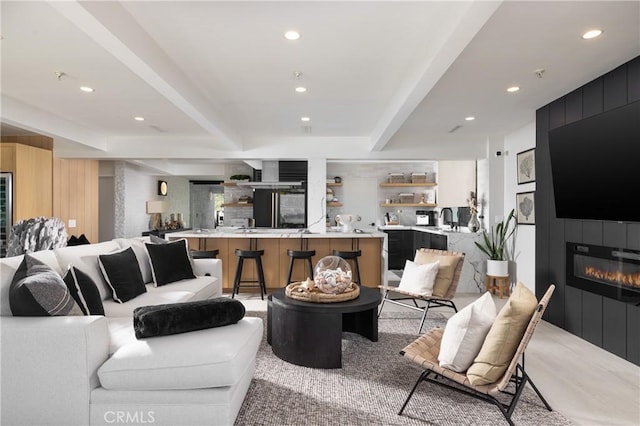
[133,298,246,339]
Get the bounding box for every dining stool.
[286,249,316,283]
[332,250,362,285]
[232,249,267,300]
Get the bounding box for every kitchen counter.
[168,228,388,291]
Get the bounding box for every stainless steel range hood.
[236,161,304,189]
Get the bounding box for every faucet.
[440,208,454,227]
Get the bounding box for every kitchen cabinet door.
[385,230,413,270]
[430,234,448,250]
[413,231,431,252]
[357,238,382,287]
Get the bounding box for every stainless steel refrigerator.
[1,172,13,257]
[253,188,307,228]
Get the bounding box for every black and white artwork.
[517,148,535,184]
[516,191,535,225]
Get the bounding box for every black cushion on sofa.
[62,265,105,315]
[145,239,195,286]
[133,298,246,339]
[10,255,83,316]
[98,247,146,303]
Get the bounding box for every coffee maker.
[416,210,436,226]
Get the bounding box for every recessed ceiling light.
[134,116,145,121]
[582,29,603,40]
[80,86,94,93]
[295,86,307,93]
[301,117,310,122]
[465,116,475,121]
[284,30,300,40]
[507,86,520,93]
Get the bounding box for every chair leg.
[287,257,295,284]
[256,256,266,300]
[377,291,387,318]
[398,370,430,415]
[306,257,314,280]
[526,375,553,411]
[418,302,430,334]
[232,257,244,299]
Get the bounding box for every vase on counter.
[468,212,480,232]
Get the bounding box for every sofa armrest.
[193,258,222,280]
[1,316,110,426]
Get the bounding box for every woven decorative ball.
[313,255,352,294]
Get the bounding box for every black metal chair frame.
[381,295,458,334]
[398,352,551,426]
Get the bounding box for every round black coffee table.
[267,286,382,369]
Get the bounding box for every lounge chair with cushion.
[398,283,555,426]
[378,248,465,333]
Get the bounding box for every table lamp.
[146,200,167,230]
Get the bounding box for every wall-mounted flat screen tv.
[548,100,640,223]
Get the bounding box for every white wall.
[504,121,536,292]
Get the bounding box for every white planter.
[487,260,509,277]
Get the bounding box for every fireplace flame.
[584,266,640,289]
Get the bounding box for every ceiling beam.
[369,0,502,152]
[48,0,241,151]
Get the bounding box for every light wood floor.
[235,291,640,426]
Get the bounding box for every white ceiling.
[1,1,639,175]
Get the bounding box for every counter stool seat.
[233,249,266,300]
[332,250,362,285]
[190,249,219,259]
[286,249,316,283]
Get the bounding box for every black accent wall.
[536,55,640,366]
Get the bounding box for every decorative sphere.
[313,256,353,294]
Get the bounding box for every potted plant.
[474,209,517,277]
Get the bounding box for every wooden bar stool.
[232,249,267,300]
[332,250,362,285]
[286,249,316,283]
[485,274,510,299]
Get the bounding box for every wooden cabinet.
[357,238,382,287]
[437,160,476,207]
[0,143,52,222]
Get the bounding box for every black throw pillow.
[133,298,245,339]
[10,255,83,316]
[145,239,195,286]
[98,247,146,303]
[62,265,105,315]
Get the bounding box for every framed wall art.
[516,191,535,225]
[517,148,536,184]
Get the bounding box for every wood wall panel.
[52,158,99,243]
[0,135,53,150]
[0,143,53,222]
[602,297,627,359]
[536,55,639,365]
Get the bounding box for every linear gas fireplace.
[566,243,640,305]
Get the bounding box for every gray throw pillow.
[9,255,83,316]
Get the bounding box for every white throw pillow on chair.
[397,259,439,296]
[438,291,497,372]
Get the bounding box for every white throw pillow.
[397,259,439,296]
[438,291,497,372]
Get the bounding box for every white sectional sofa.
[0,237,263,426]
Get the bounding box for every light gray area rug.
[236,311,571,426]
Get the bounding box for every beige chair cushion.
[466,282,537,385]
[414,250,463,297]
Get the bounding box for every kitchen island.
[169,229,387,291]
